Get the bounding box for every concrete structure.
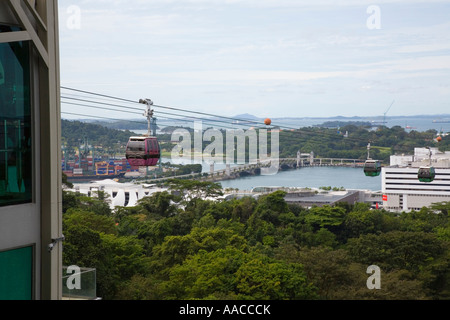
[70,180,384,211]
[383,148,450,212]
[0,0,62,300]
[225,186,383,209]
[284,189,361,208]
[70,180,167,209]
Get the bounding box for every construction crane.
[383,100,395,126]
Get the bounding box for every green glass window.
[0,38,32,207]
[0,246,34,300]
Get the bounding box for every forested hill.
[61,119,137,149]
[61,119,450,162]
[62,180,450,300]
[279,124,449,162]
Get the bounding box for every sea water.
[219,166,382,192]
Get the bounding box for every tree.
[235,255,318,300]
[399,207,448,232]
[167,179,223,205]
[149,225,247,276]
[100,234,150,282]
[62,223,116,298]
[275,244,356,299]
[62,190,112,216]
[116,274,163,300]
[136,191,179,218]
[346,231,446,273]
[255,191,289,217]
[430,202,450,216]
[63,209,117,235]
[231,197,258,223]
[62,190,80,214]
[418,249,450,299]
[341,207,399,241]
[160,247,246,300]
[305,205,346,230]
[62,171,73,189]
[342,268,429,300]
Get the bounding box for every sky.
[58,0,450,121]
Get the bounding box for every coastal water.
[153,115,448,192]
[219,166,382,192]
[160,157,381,191]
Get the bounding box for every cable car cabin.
[418,166,436,183]
[126,136,160,167]
[364,160,381,177]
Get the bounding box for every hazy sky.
[58,0,450,120]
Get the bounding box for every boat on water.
[433,120,450,123]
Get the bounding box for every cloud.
[58,0,450,117]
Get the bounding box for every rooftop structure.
[69,179,166,209]
[390,147,450,168]
[383,148,450,212]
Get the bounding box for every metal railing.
[62,266,98,300]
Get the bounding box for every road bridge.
[137,152,368,184]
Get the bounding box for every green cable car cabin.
[364,160,382,177]
[418,166,436,183]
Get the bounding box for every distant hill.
[61,119,138,148]
[62,112,450,134]
[314,121,373,128]
[233,113,262,120]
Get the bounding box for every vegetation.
[61,119,137,150]
[62,180,450,300]
[60,120,450,300]
[62,119,448,166]
[278,125,444,163]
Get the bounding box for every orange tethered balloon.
[437,136,443,142]
[264,118,272,126]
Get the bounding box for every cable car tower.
[141,98,155,137]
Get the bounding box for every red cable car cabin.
[126,136,160,167]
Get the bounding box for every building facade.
[69,179,166,209]
[0,0,62,300]
[382,148,450,212]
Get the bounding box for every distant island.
[63,113,450,132]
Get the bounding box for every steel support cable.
[60,93,362,144]
[61,99,245,131]
[61,111,145,124]
[61,86,269,127]
[61,87,332,133]
[60,86,400,146]
[61,111,195,128]
[60,95,251,127]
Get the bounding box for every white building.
[70,180,167,209]
[382,148,450,212]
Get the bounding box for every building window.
[0,39,32,207]
[0,246,34,300]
